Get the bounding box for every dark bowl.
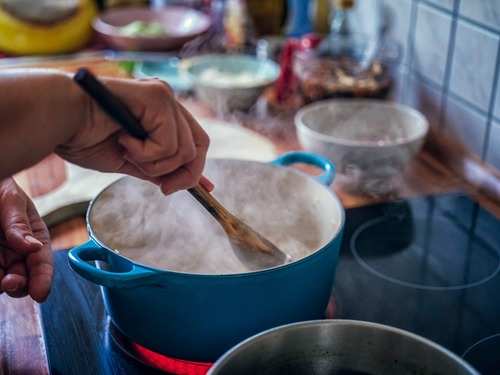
[93,6,210,51]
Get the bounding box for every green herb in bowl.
[118,21,166,37]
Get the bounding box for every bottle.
[285,0,313,37]
[330,0,355,35]
[224,0,255,51]
[319,0,380,73]
[104,0,147,7]
[246,0,286,36]
[314,0,331,34]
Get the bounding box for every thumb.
[0,188,42,253]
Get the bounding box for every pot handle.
[271,151,336,186]
[68,240,156,288]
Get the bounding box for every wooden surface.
[1,57,499,374]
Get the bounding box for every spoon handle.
[74,68,149,140]
[187,186,233,224]
[73,68,231,225]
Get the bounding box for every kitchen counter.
[1,59,499,374]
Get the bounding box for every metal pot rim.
[85,158,345,279]
[208,319,480,375]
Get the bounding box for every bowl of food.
[68,152,344,361]
[295,100,429,194]
[93,6,210,51]
[181,54,280,112]
[208,320,479,374]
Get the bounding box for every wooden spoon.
[73,68,290,270]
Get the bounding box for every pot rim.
[295,99,429,148]
[86,158,345,279]
[207,319,480,375]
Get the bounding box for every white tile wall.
[389,66,408,103]
[449,21,499,112]
[486,120,500,169]
[413,3,452,85]
[383,0,500,162]
[495,74,500,120]
[444,96,488,156]
[383,0,412,64]
[406,75,443,127]
[425,0,454,11]
[460,0,500,32]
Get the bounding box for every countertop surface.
[1,58,499,374]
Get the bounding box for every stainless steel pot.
[208,320,479,375]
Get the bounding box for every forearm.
[0,69,85,179]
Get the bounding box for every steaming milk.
[307,102,411,144]
[90,160,341,275]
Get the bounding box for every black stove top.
[334,193,500,374]
[40,193,500,374]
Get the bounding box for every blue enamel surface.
[75,234,343,361]
[68,240,156,288]
[272,151,336,186]
[68,153,344,361]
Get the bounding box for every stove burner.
[106,296,337,374]
[350,215,500,291]
[107,319,212,375]
[462,333,500,374]
[325,296,336,319]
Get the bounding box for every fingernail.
[5,284,18,292]
[25,235,43,247]
[161,186,174,196]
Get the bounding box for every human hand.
[0,178,53,302]
[57,77,212,194]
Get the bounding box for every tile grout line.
[480,38,500,161]
[437,0,460,130]
[459,15,500,36]
[419,0,452,13]
[402,0,419,105]
[409,69,492,120]
[419,0,500,36]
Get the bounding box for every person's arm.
[0,69,85,179]
[0,69,212,194]
[0,69,212,302]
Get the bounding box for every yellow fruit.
[0,0,97,55]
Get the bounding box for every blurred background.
[3,3,500,374]
[1,0,499,200]
[1,0,498,170]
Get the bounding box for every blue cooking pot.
[68,151,345,362]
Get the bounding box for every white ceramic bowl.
[295,100,429,194]
[181,54,280,113]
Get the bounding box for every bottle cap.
[334,0,355,10]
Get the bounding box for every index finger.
[26,242,53,302]
[25,201,53,302]
[179,104,213,190]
